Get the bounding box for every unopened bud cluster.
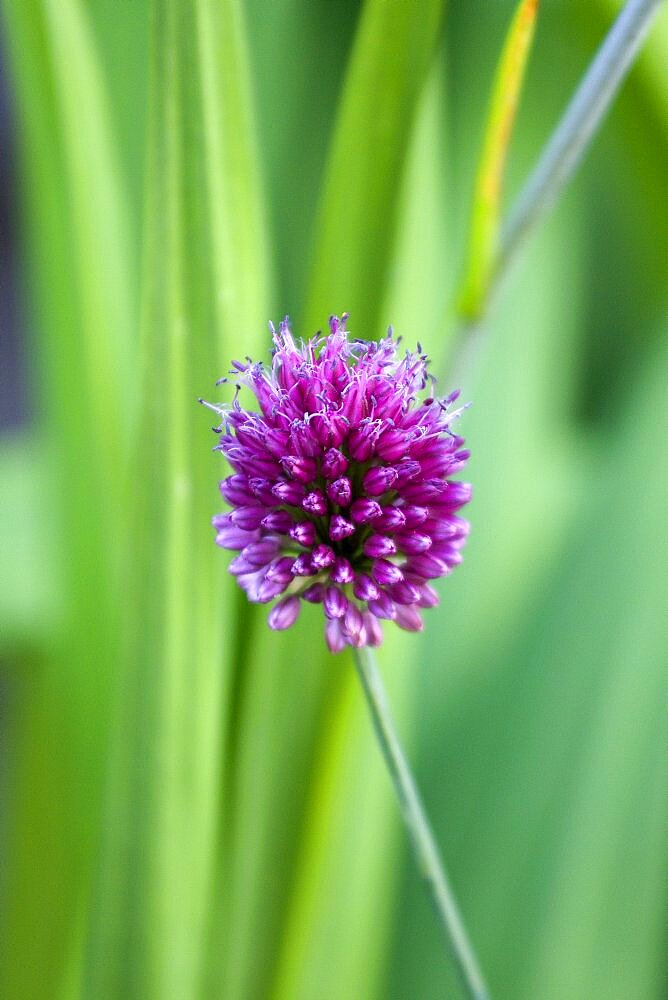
[205,315,471,651]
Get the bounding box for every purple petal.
[362,611,383,647]
[331,557,355,584]
[324,586,348,619]
[312,544,335,569]
[426,515,470,541]
[394,531,432,555]
[348,424,376,462]
[387,579,421,605]
[302,582,326,603]
[229,554,256,576]
[236,568,267,602]
[367,592,396,620]
[249,477,276,505]
[229,505,267,530]
[393,460,421,488]
[219,474,254,505]
[362,466,398,496]
[352,573,380,602]
[400,479,448,503]
[340,603,363,639]
[416,583,440,608]
[436,481,472,509]
[272,480,305,505]
[325,617,346,653]
[329,515,356,541]
[321,448,349,479]
[257,577,289,603]
[401,504,429,528]
[280,455,318,483]
[244,453,281,478]
[376,428,410,461]
[213,515,258,550]
[291,553,317,577]
[265,556,295,583]
[302,490,328,516]
[326,477,352,506]
[261,510,294,533]
[350,498,382,524]
[241,538,281,567]
[362,534,397,558]
[268,596,301,630]
[290,521,317,546]
[371,558,403,586]
[374,506,406,532]
[348,624,368,648]
[394,604,424,632]
[406,552,450,579]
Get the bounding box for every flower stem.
[352,645,490,1000]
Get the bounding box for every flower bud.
[272,480,305,505]
[329,515,356,541]
[374,506,406,531]
[230,505,266,530]
[341,604,364,639]
[302,490,328,516]
[353,574,380,601]
[350,498,382,524]
[325,618,346,653]
[268,596,301,630]
[371,558,403,587]
[327,477,353,506]
[219,475,254,505]
[324,586,348,619]
[312,544,336,569]
[368,592,397,620]
[261,511,294,533]
[363,534,397,558]
[394,604,424,632]
[362,466,398,496]
[362,611,383,647]
[331,557,355,584]
[280,455,318,483]
[321,448,349,479]
[290,521,317,546]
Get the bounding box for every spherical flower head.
[203,314,471,652]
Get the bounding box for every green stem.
[352,645,490,1000]
[498,0,664,295]
[447,0,663,385]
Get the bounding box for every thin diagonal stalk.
[353,646,490,1000]
[500,0,663,288]
[449,0,663,383]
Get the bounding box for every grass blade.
[499,0,664,303]
[81,1,271,996]
[0,1,134,995]
[458,0,539,320]
[302,0,444,336]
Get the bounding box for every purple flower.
[203,314,471,652]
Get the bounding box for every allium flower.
[203,314,471,652]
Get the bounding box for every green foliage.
[458,0,539,319]
[302,0,445,335]
[0,1,666,999]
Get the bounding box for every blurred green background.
[1,1,666,998]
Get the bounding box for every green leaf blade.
[302,0,445,337]
[458,0,539,320]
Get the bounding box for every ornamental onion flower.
[202,314,471,652]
